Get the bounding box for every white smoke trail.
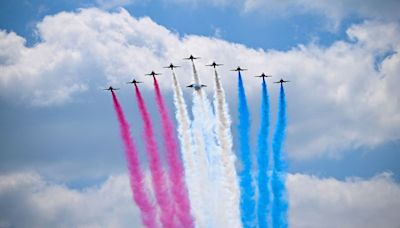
[190,61,227,227]
[212,68,242,228]
[171,70,207,228]
[191,61,201,85]
[191,91,215,228]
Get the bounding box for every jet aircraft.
[231,66,248,72]
[104,86,119,91]
[184,55,200,61]
[274,78,290,85]
[146,71,161,77]
[126,79,143,85]
[164,63,180,70]
[186,84,207,90]
[255,73,272,79]
[206,61,223,68]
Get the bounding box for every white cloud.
[0,8,399,159]
[1,171,399,227]
[0,31,25,66]
[288,173,400,228]
[168,0,400,29]
[0,172,142,227]
[243,0,400,29]
[264,21,400,159]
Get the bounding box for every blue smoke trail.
[271,84,288,228]
[256,79,270,228]
[237,72,256,228]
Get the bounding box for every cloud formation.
[0,8,399,159]
[0,172,141,227]
[288,173,400,228]
[167,0,400,28]
[1,172,399,227]
[243,0,400,23]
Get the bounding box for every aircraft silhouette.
[274,78,290,85]
[126,79,143,85]
[206,61,223,68]
[163,63,180,70]
[255,73,272,80]
[186,83,207,90]
[104,86,119,91]
[231,66,248,72]
[145,71,161,77]
[184,55,200,61]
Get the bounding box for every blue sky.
[1,0,400,227]
[0,0,352,49]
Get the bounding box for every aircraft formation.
[107,54,290,228]
[104,54,289,91]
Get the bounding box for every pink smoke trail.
[153,77,194,228]
[110,91,158,228]
[133,85,175,228]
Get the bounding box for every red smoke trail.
[134,85,175,228]
[153,77,194,228]
[110,91,158,228]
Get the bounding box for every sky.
[0,0,400,227]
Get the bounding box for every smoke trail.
[190,61,219,160]
[133,85,175,228]
[171,70,206,228]
[191,61,201,85]
[110,91,158,228]
[190,61,225,227]
[191,91,215,228]
[237,71,256,228]
[212,68,242,228]
[271,84,288,228]
[153,77,194,228]
[256,79,271,228]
